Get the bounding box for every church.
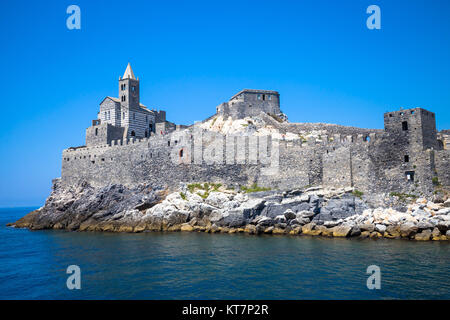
[86,64,168,146]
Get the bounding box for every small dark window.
[404,155,409,162]
[145,130,148,137]
[180,149,183,158]
[131,131,135,137]
[168,141,170,146]
[389,114,393,117]
[405,171,415,182]
[402,121,408,131]
[411,110,415,114]
[95,128,98,136]
[262,94,266,101]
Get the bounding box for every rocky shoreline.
[8,179,450,241]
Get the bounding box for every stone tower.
[383,107,438,188]
[384,108,438,151]
[119,63,140,110]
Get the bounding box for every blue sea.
[0,207,449,299]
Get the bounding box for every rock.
[399,222,419,238]
[332,224,352,237]
[297,210,315,218]
[257,216,274,227]
[436,221,450,233]
[272,227,285,234]
[385,225,401,238]
[262,226,273,234]
[360,224,375,232]
[431,228,442,240]
[302,223,321,236]
[443,199,450,208]
[274,215,286,223]
[414,229,432,241]
[416,198,428,205]
[426,202,440,211]
[375,224,387,233]
[205,192,231,207]
[284,209,296,220]
[180,223,194,232]
[239,198,266,218]
[244,224,259,234]
[349,226,361,237]
[436,208,450,215]
[324,220,341,228]
[370,231,382,239]
[289,226,302,235]
[209,209,246,227]
[319,226,333,237]
[360,231,371,238]
[417,221,434,229]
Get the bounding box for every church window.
[262,94,266,100]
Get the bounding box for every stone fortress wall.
[61,110,450,196]
[60,66,450,196]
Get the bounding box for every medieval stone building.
[62,65,449,197]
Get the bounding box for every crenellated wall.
[62,105,449,196]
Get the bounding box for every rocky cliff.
[9,179,450,241]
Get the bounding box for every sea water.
[0,207,449,299]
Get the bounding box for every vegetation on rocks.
[240,183,271,193]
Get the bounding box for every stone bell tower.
[118,63,140,110]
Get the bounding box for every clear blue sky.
[1,0,449,206]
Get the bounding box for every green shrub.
[432,177,440,186]
[389,192,418,202]
[180,192,187,200]
[352,190,364,198]
[240,183,271,193]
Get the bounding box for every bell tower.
[118,63,140,110]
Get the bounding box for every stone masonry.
[63,65,450,196]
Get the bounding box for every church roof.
[100,96,120,104]
[100,96,154,114]
[122,63,136,80]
